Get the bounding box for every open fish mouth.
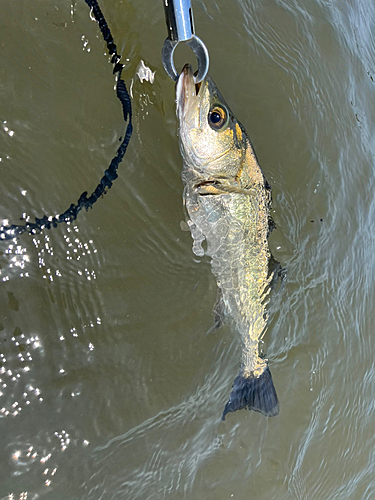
[176,64,202,121]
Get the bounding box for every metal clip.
[162,0,209,83]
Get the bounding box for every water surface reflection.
[1,0,375,498]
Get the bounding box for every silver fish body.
[176,64,279,419]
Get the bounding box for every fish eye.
[208,105,228,131]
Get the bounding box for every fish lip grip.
[162,0,209,83]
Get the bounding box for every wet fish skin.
[176,64,279,419]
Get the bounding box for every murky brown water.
[1,0,375,498]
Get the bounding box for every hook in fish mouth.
[176,64,203,119]
[184,63,203,94]
[162,36,209,84]
[194,73,202,95]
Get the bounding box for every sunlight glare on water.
[1,0,375,498]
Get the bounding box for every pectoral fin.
[195,181,257,197]
[195,183,226,196]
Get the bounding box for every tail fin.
[222,366,279,420]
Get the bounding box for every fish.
[176,64,279,420]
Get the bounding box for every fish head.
[176,64,247,179]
